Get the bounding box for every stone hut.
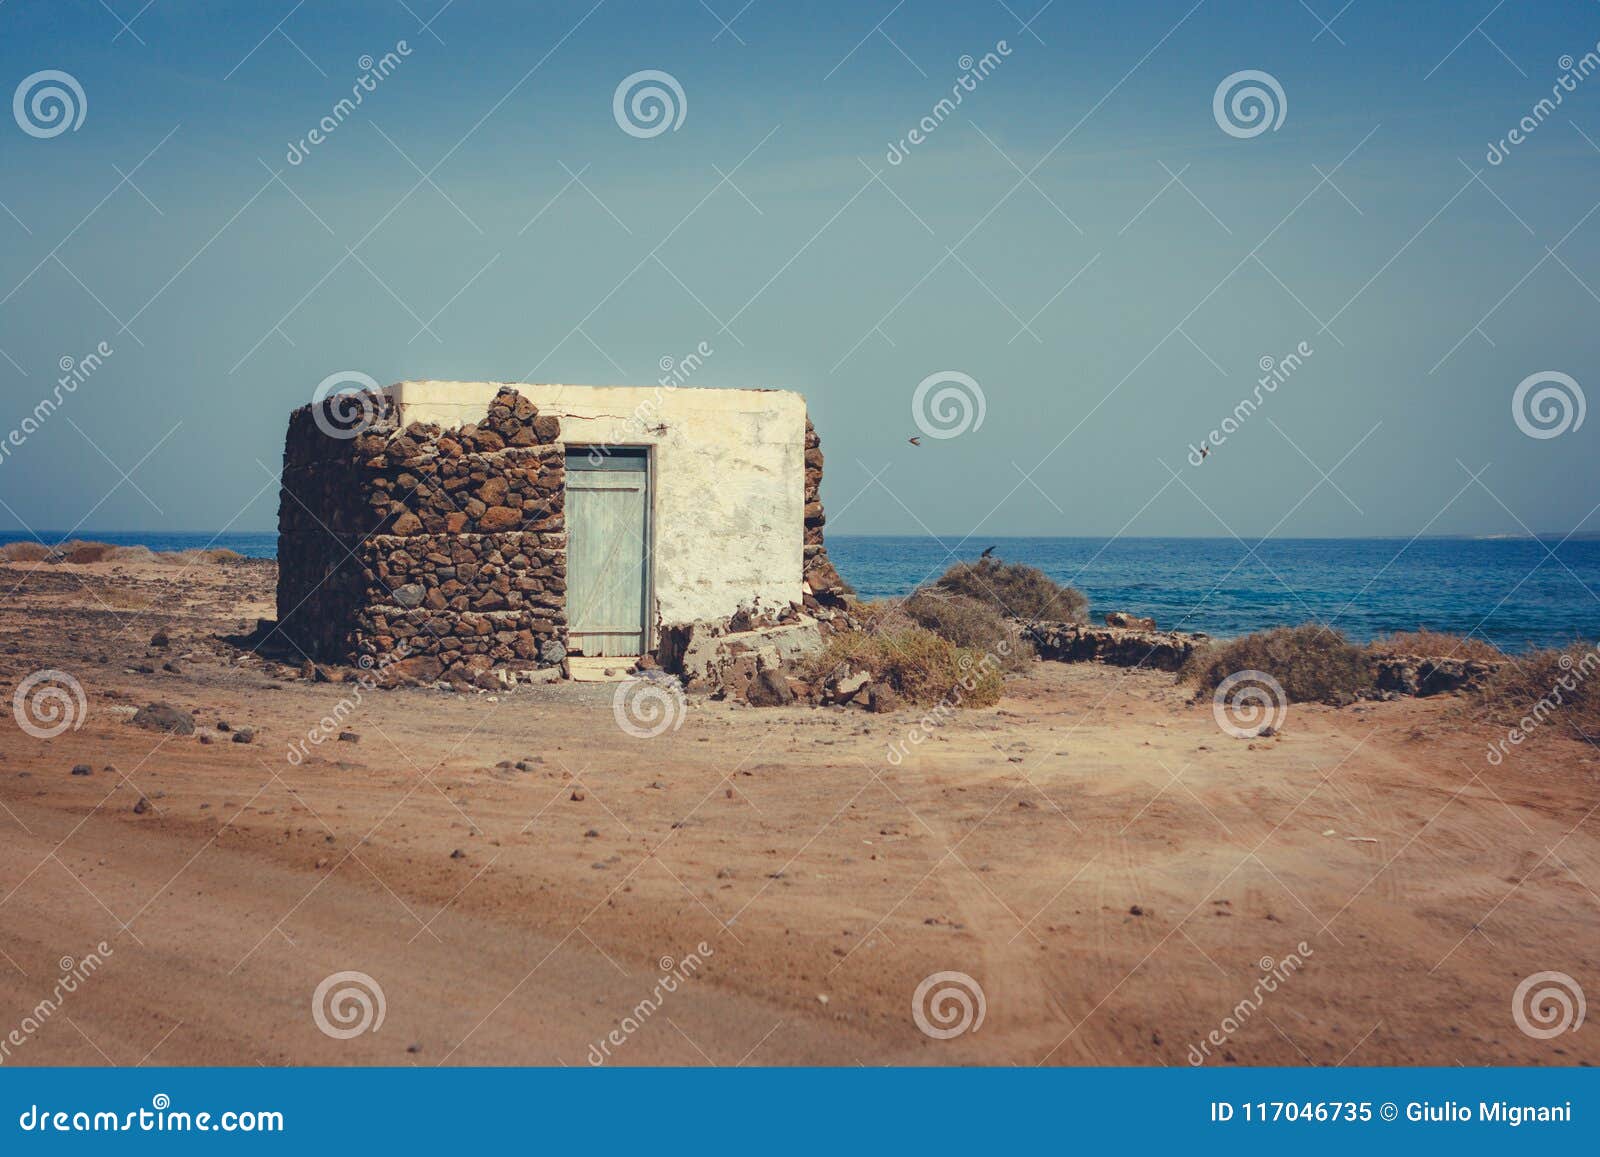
[276,380,845,687]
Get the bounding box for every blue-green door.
[564,449,649,657]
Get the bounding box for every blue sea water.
[4,531,1597,652]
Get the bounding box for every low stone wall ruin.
[1024,621,1205,672]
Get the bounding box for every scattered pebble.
[132,797,150,815]
[1129,904,1146,917]
[338,731,359,743]
[449,849,466,860]
[70,764,92,776]
[231,728,255,744]
[570,789,585,801]
[584,828,599,838]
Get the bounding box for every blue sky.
[1,0,1597,537]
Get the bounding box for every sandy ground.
[0,554,1596,1067]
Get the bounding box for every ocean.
[4,531,1597,652]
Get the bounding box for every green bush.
[930,557,1088,624]
[1182,624,1375,705]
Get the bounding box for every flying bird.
[980,546,996,559]
[1199,443,1210,459]
[908,436,922,446]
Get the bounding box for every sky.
[0,0,1598,538]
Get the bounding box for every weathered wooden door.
[564,448,650,657]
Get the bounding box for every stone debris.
[1370,654,1497,696]
[131,702,196,735]
[1105,611,1158,631]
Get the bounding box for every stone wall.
[1024,621,1204,672]
[277,386,566,686]
[801,417,850,610]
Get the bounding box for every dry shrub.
[1370,628,1505,663]
[59,541,114,564]
[106,545,156,564]
[806,626,1004,708]
[902,589,1033,672]
[0,541,51,562]
[1472,643,1600,743]
[931,557,1088,624]
[155,547,245,565]
[1182,623,1375,705]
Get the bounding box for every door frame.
[562,444,656,656]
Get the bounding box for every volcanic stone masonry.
[801,417,849,609]
[277,386,567,686]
